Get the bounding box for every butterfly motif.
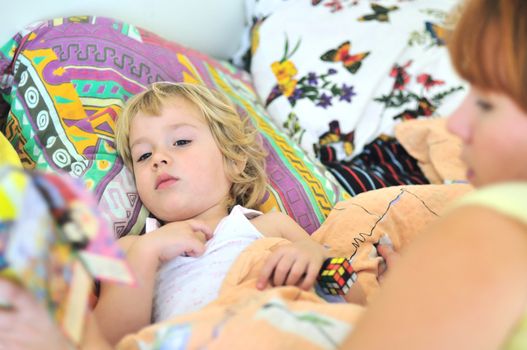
[320,41,369,74]
[358,3,399,22]
[315,120,355,162]
[425,21,449,46]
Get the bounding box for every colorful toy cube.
[317,257,357,295]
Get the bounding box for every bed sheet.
[117,181,471,349]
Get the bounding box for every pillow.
[0,131,21,167]
[246,0,467,160]
[0,16,349,236]
[312,182,473,302]
[395,118,467,184]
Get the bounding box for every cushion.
[0,16,349,236]
[395,118,467,184]
[244,0,467,160]
[0,131,21,167]
[312,182,473,302]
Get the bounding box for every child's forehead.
[134,96,204,120]
[130,101,212,136]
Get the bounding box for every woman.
[343,0,527,348]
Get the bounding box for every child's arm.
[253,212,328,291]
[93,220,212,345]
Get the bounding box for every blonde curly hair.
[115,82,268,210]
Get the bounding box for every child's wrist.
[132,235,164,269]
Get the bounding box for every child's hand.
[140,220,213,264]
[256,239,326,291]
[0,279,74,350]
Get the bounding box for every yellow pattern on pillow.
[0,132,21,168]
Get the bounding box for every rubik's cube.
[318,257,357,296]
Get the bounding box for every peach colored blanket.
[117,119,471,349]
[117,184,471,350]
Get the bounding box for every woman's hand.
[256,239,326,291]
[0,278,73,350]
[377,243,400,283]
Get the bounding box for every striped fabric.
[319,137,429,196]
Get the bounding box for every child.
[93,82,328,345]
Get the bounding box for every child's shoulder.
[250,211,293,237]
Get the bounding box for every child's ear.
[232,157,247,175]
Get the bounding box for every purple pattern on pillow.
[1,16,347,236]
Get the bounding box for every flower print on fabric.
[282,112,306,146]
[266,38,362,110]
[266,36,301,106]
[374,60,464,121]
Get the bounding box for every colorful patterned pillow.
[245,0,467,160]
[0,16,349,236]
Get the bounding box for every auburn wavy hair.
[448,0,527,112]
[115,82,268,210]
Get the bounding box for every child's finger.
[192,231,208,244]
[184,239,206,257]
[299,261,320,291]
[285,259,306,286]
[272,255,295,287]
[189,221,213,240]
[160,239,205,261]
[257,252,283,290]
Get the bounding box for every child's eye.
[173,140,191,147]
[137,152,151,162]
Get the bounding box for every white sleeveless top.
[149,205,263,322]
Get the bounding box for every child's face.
[129,96,232,222]
[447,87,527,187]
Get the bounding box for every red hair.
[448,0,527,112]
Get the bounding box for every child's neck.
[161,204,230,233]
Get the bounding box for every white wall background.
[0,0,247,60]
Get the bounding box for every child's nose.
[152,151,170,168]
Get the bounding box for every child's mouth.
[155,174,179,189]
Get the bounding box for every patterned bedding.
[0,16,348,238]
[237,0,467,194]
[0,1,472,347]
[116,182,471,349]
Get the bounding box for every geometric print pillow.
[0,16,349,236]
